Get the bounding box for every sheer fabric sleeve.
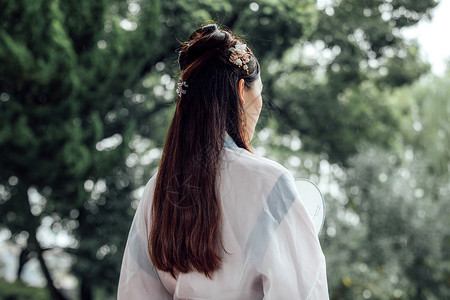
[251,173,329,299]
[117,180,171,300]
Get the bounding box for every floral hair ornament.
[176,80,188,97]
[229,41,251,73]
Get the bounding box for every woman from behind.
[118,23,329,299]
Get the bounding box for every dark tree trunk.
[18,182,68,300]
[80,276,93,300]
[17,247,31,280]
[29,229,68,300]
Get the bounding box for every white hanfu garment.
[118,137,329,299]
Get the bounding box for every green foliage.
[260,0,434,163]
[319,73,450,299]
[0,0,162,297]
[389,73,450,176]
[0,278,49,300]
[348,148,450,299]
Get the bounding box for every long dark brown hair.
[149,24,260,278]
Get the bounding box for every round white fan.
[295,179,326,235]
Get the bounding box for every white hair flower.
[233,42,247,54]
[229,41,251,73]
[176,81,188,97]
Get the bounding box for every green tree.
[390,73,450,176]
[320,144,450,299]
[260,0,434,163]
[319,72,450,299]
[0,0,162,298]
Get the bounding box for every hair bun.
[179,24,232,71]
[188,24,219,40]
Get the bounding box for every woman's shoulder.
[221,147,292,182]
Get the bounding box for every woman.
[118,23,329,299]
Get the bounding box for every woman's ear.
[238,79,245,105]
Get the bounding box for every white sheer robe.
[118,139,329,299]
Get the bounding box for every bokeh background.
[1,0,449,299]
